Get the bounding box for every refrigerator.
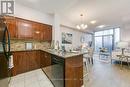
[0,17,11,87]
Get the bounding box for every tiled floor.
[9,69,54,87]
[84,54,130,87]
[9,54,130,87]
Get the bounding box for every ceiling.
[16,0,130,32]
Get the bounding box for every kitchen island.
[42,49,84,87]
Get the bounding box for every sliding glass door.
[95,36,102,52]
[94,28,120,53]
[103,35,113,53]
[95,35,113,53]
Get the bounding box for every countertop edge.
[11,49,85,58]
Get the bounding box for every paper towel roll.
[9,55,14,69]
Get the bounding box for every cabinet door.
[47,25,52,41]
[12,52,28,75]
[4,16,17,38]
[40,51,45,68]
[0,53,9,77]
[40,51,51,68]
[45,52,51,66]
[28,51,40,71]
[17,18,33,39]
[43,25,52,41]
[33,23,43,40]
[12,51,41,75]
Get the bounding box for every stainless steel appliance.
[0,16,11,87]
[43,55,65,87]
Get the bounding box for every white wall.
[121,25,130,43]
[60,26,93,49]
[15,3,54,25]
[53,14,61,42]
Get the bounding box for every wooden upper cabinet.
[47,25,52,41]
[16,18,33,39]
[4,16,17,39]
[4,16,52,41]
[43,25,52,41]
[33,22,44,40]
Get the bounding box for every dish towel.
[9,55,14,69]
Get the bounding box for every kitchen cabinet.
[33,23,44,40]
[12,52,28,75]
[4,16,17,39]
[28,51,41,71]
[4,16,52,41]
[47,26,52,41]
[12,51,41,75]
[12,50,51,76]
[16,18,34,39]
[0,53,9,78]
[43,25,52,41]
[16,17,52,41]
[65,55,83,87]
[40,51,51,68]
[33,23,52,41]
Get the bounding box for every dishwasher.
[43,55,65,87]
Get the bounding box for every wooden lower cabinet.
[0,53,9,78]
[27,51,41,71]
[11,50,83,87]
[12,51,40,76]
[12,52,27,75]
[40,51,51,68]
[12,51,51,76]
[65,55,83,87]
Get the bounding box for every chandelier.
[76,14,88,30]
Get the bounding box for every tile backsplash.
[10,40,50,51]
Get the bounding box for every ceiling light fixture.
[97,25,105,28]
[90,20,96,24]
[76,14,88,30]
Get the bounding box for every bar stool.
[83,57,89,80]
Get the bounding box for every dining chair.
[84,47,94,64]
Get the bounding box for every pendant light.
[76,14,88,30]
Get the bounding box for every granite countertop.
[11,49,87,58]
[42,49,87,58]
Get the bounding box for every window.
[95,29,113,36]
[95,31,103,36]
[94,28,120,53]
[103,29,113,35]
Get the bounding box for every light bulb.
[76,25,81,29]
